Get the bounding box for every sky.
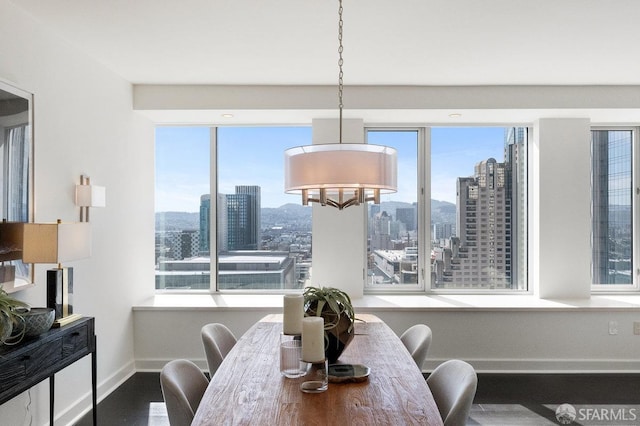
[155,126,507,212]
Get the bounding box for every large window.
[430,127,528,291]
[155,126,312,291]
[591,128,636,290]
[155,125,529,293]
[365,129,421,290]
[155,127,211,290]
[217,127,312,290]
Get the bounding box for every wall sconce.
[75,175,106,222]
[22,220,91,326]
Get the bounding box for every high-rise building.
[217,194,228,252]
[369,204,380,218]
[223,185,261,251]
[179,230,200,259]
[504,127,527,289]
[157,230,200,261]
[592,130,633,284]
[396,207,416,231]
[433,222,454,240]
[450,158,511,288]
[370,211,392,251]
[199,194,210,254]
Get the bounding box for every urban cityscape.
[155,127,632,291]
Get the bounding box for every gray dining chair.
[426,359,478,426]
[201,323,237,376]
[400,324,433,370]
[160,359,209,426]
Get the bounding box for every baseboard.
[422,358,640,374]
[61,361,136,426]
[136,356,640,374]
[136,358,208,373]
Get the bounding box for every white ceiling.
[12,0,640,86]
[10,0,640,123]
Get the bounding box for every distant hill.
[373,200,456,224]
[262,203,312,227]
[431,199,457,224]
[155,211,200,231]
[156,199,457,231]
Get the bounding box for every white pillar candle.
[302,316,325,362]
[283,294,304,335]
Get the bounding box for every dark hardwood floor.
[73,373,640,425]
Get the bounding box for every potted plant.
[303,286,355,363]
[0,286,29,345]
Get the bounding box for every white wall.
[133,306,640,374]
[534,118,592,298]
[0,1,154,425]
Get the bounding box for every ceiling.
[10,0,640,123]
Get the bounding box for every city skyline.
[156,126,526,290]
[155,126,506,212]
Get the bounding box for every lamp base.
[47,267,74,320]
[47,267,83,327]
[52,313,83,328]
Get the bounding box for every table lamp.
[22,220,91,326]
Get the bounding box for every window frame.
[212,126,314,293]
[362,127,428,294]
[590,126,639,293]
[426,126,530,294]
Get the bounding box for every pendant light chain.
[338,0,344,144]
[282,0,397,210]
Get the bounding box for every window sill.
[133,293,640,312]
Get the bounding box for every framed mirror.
[0,79,34,293]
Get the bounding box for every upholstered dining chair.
[201,323,237,376]
[426,359,478,426]
[400,324,433,370]
[160,359,209,426]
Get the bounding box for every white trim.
[136,358,208,373]
[133,293,640,312]
[422,358,640,374]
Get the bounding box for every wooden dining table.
[192,314,444,425]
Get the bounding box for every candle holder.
[300,358,328,393]
[280,334,306,378]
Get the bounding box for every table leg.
[92,337,97,425]
[50,374,55,426]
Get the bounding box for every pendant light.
[284,0,397,210]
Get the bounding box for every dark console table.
[0,316,96,425]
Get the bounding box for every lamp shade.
[22,222,91,264]
[284,143,397,194]
[75,185,106,207]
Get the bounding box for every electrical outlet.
[608,321,618,335]
[634,322,640,335]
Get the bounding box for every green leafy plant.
[303,286,355,333]
[0,285,29,345]
[303,286,356,362]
